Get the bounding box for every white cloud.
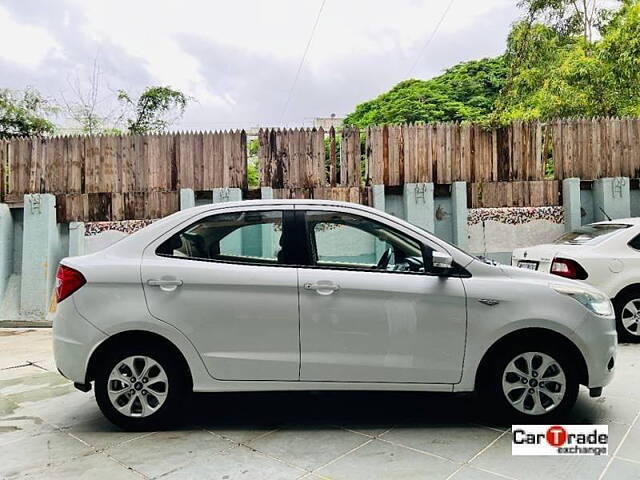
[0,5,63,69]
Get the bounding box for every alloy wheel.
[107,355,169,418]
[501,351,566,415]
[621,299,640,336]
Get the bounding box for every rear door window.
[156,210,288,265]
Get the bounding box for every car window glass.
[157,210,285,265]
[629,233,640,251]
[306,210,424,272]
[553,223,631,246]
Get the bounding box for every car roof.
[183,198,381,214]
[590,218,640,226]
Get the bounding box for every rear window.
[553,223,631,246]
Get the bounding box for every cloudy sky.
[0,0,521,131]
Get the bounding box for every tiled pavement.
[1,328,639,479]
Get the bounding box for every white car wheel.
[621,299,640,337]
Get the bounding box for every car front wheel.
[94,345,188,430]
[482,344,579,422]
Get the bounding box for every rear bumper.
[53,297,107,384]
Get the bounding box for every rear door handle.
[147,279,183,291]
[304,282,340,295]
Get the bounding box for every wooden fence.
[366,118,640,186]
[1,117,640,220]
[257,126,361,188]
[0,131,247,220]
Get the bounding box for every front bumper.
[53,297,107,384]
[573,312,617,389]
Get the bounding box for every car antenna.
[598,207,612,221]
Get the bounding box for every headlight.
[551,284,614,317]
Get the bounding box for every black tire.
[479,342,579,423]
[94,343,188,431]
[613,289,640,343]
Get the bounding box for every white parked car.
[512,219,640,342]
[54,200,616,430]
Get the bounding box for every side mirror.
[433,251,453,269]
[422,246,454,276]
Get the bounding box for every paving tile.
[66,414,155,451]
[0,394,19,417]
[26,452,141,480]
[615,421,640,463]
[340,425,393,438]
[247,426,370,471]
[471,422,629,480]
[206,426,279,444]
[0,369,70,397]
[160,445,306,479]
[568,393,640,426]
[601,458,640,480]
[0,431,92,478]
[106,429,235,478]
[381,424,503,462]
[0,365,45,381]
[0,413,57,447]
[450,465,514,480]
[17,388,99,429]
[0,329,53,370]
[315,438,459,480]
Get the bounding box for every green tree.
[495,0,640,122]
[118,86,190,134]
[0,88,57,139]
[344,57,508,127]
[247,138,260,188]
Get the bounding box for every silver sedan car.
[53,200,617,430]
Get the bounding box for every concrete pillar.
[593,177,630,221]
[0,204,13,301]
[212,188,243,255]
[212,187,242,204]
[372,185,385,212]
[403,182,434,232]
[451,181,468,250]
[180,188,195,210]
[371,185,386,258]
[260,187,274,258]
[562,178,581,232]
[68,222,85,257]
[20,194,62,318]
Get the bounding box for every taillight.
[550,257,588,280]
[55,265,86,303]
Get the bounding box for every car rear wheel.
[481,344,578,422]
[95,344,188,430]
[614,290,640,342]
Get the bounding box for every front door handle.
[147,278,183,292]
[304,282,340,295]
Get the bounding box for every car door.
[297,206,467,384]
[141,206,301,381]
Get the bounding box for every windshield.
[553,223,631,246]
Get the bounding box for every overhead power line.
[280,0,327,123]
[405,0,456,79]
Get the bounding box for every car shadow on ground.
[184,390,506,432]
